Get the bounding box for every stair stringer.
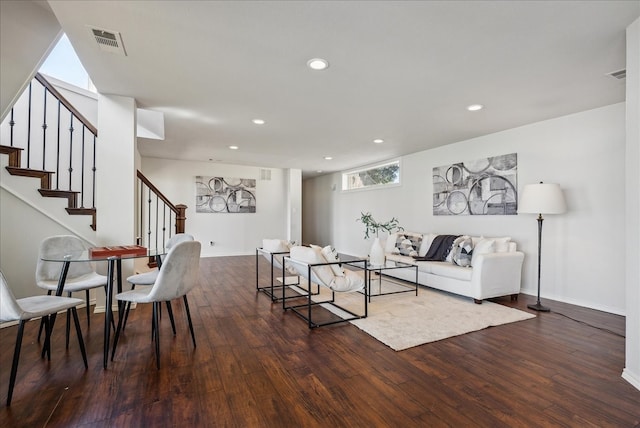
[0,154,98,244]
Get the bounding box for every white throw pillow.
[321,245,345,276]
[384,233,399,253]
[492,237,512,253]
[262,238,290,253]
[289,245,335,287]
[471,239,495,266]
[330,269,364,292]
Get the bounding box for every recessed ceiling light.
[229,145,239,150]
[316,170,323,173]
[324,156,333,160]
[307,58,329,71]
[373,139,384,144]
[467,104,484,111]
[252,119,265,125]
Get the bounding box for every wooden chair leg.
[7,321,26,406]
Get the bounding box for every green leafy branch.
[357,212,403,239]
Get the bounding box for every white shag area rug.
[297,280,536,351]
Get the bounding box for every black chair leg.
[41,316,52,361]
[111,298,129,361]
[37,290,52,342]
[104,285,116,332]
[85,290,91,329]
[183,295,196,348]
[123,285,136,331]
[165,301,177,335]
[71,308,88,368]
[153,302,161,369]
[7,321,26,406]
[65,307,71,350]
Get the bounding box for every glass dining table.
[41,247,167,369]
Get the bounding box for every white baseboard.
[520,289,625,316]
[622,368,640,391]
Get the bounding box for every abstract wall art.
[195,176,256,213]
[433,153,517,215]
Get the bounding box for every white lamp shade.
[518,182,566,214]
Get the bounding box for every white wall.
[623,17,640,391]
[140,157,292,257]
[303,103,626,315]
[0,0,61,120]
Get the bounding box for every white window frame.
[341,159,402,192]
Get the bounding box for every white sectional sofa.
[381,232,525,303]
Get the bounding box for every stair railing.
[0,72,98,229]
[136,170,187,251]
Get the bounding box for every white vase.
[369,237,385,266]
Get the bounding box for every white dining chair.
[121,233,194,330]
[36,235,109,346]
[0,271,88,406]
[111,240,201,369]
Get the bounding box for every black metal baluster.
[147,186,152,248]
[26,82,32,168]
[56,101,61,190]
[68,115,74,191]
[80,126,86,208]
[91,134,96,209]
[41,88,47,171]
[162,203,167,248]
[9,108,15,147]
[155,194,159,251]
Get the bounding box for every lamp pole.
[528,213,550,312]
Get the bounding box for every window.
[342,159,401,191]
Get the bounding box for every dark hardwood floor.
[1,255,638,427]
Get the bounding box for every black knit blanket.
[413,234,460,261]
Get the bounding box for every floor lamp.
[518,182,566,312]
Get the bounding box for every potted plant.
[357,212,403,265]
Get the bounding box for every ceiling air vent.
[88,26,127,56]
[260,169,272,181]
[606,69,626,80]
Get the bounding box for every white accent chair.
[255,238,306,302]
[283,245,368,328]
[0,271,88,406]
[122,233,194,330]
[36,235,109,344]
[111,240,201,369]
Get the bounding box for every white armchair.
[283,245,368,328]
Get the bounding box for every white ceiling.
[46,1,639,177]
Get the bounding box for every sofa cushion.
[471,238,495,266]
[418,233,437,257]
[430,262,474,281]
[414,261,435,274]
[385,233,400,253]
[394,232,422,257]
[450,235,473,267]
[386,253,417,265]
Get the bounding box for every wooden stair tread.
[66,207,97,231]
[5,166,52,189]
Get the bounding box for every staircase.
[0,73,97,230]
[1,72,187,245]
